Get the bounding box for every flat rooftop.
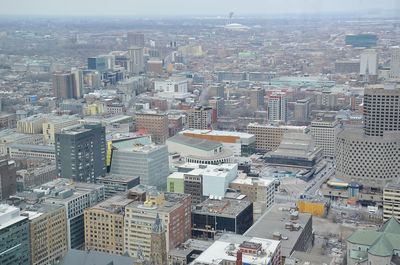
[192,197,252,218]
[247,123,307,131]
[192,233,280,265]
[231,175,274,187]
[245,204,312,258]
[127,192,190,213]
[97,174,140,183]
[9,143,55,153]
[91,194,135,213]
[116,143,166,153]
[0,204,27,230]
[169,239,213,258]
[181,129,255,139]
[167,135,222,152]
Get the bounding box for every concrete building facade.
[247,123,307,153]
[110,144,169,190]
[309,114,341,159]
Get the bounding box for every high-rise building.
[383,183,400,222]
[309,114,341,159]
[208,97,225,118]
[249,87,265,110]
[127,32,145,47]
[389,46,400,79]
[124,192,192,262]
[0,159,17,201]
[26,204,68,265]
[53,71,84,100]
[360,49,378,82]
[363,85,400,136]
[315,91,338,109]
[71,68,84,99]
[0,205,31,265]
[110,144,169,190]
[186,106,213,130]
[135,112,169,144]
[335,85,400,187]
[87,56,111,73]
[53,72,73,99]
[84,194,135,255]
[0,159,16,200]
[55,123,106,183]
[150,214,168,265]
[293,98,311,122]
[128,47,145,74]
[267,92,288,123]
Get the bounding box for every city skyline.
[1,0,400,16]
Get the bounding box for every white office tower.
[267,92,288,123]
[389,46,400,79]
[360,49,378,82]
[128,47,145,75]
[335,85,400,188]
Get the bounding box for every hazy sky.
[1,0,399,16]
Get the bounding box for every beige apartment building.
[26,204,68,265]
[124,192,191,262]
[383,183,400,222]
[42,115,80,144]
[17,114,46,134]
[84,194,135,255]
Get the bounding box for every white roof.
[193,234,279,265]
[181,129,254,140]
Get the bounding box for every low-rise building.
[191,233,281,265]
[244,204,313,262]
[61,249,137,265]
[230,174,275,220]
[191,197,253,239]
[167,135,234,164]
[168,239,213,265]
[346,217,400,265]
[9,143,56,160]
[247,123,307,153]
[96,174,140,198]
[265,132,323,169]
[180,129,256,156]
[167,163,238,200]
